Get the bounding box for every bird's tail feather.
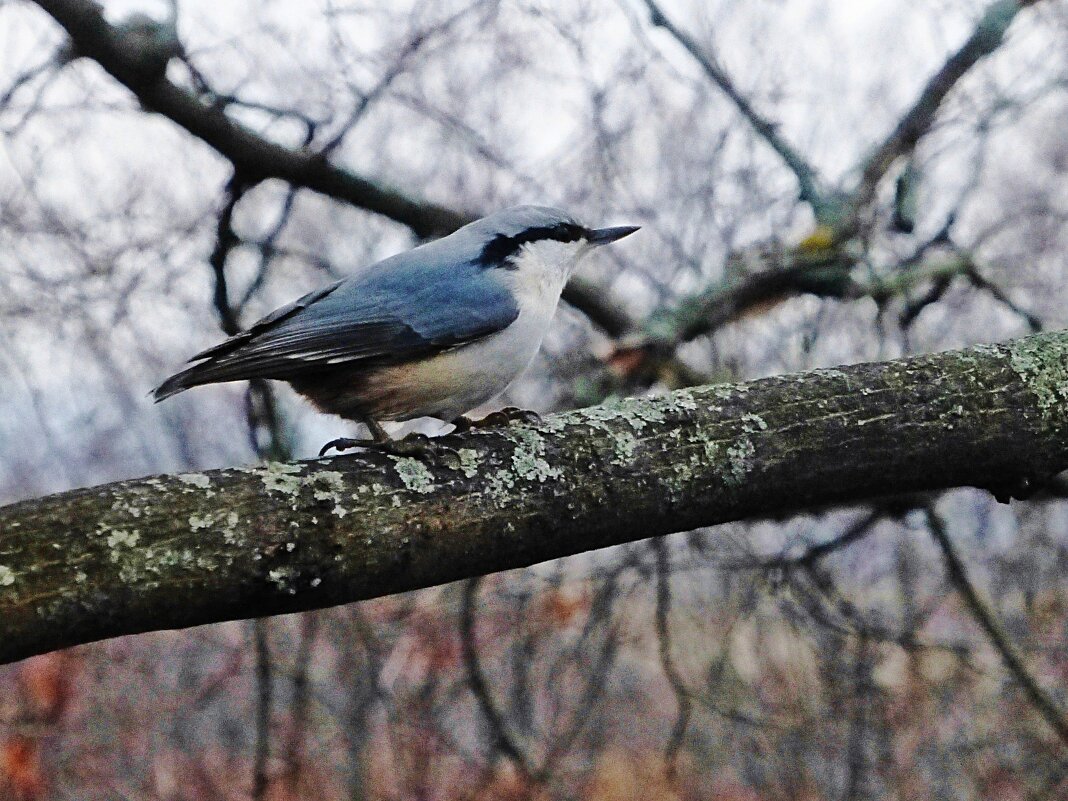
[152,364,202,402]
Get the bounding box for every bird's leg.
[319,416,446,459]
[318,416,392,457]
[452,406,543,432]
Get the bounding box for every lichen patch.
[106,529,141,549]
[389,457,436,494]
[257,462,305,496]
[457,448,482,479]
[177,473,214,492]
[309,471,350,517]
[508,429,561,482]
[1008,333,1068,426]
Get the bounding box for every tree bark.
[3,331,1068,665]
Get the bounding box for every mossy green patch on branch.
[507,428,561,482]
[389,456,436,494]
[1008,331,1068,427]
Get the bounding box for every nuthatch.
[154,206,639,455]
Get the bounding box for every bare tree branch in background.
[641,0,826,215]
[28,0,471,239]
[652,537,691,781]
[460,578,536,780]
[251,619,273,801]
[925,506,1068,747]
[848,0,1043,227]
[282,613,319,796]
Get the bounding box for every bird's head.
[470,205,639,282]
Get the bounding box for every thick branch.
[3,331,1068,664]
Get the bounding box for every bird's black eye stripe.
[479,222,587,268]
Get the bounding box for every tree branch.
[848,0,1039,223]
[4,331,1068,664]
[641,0,826,214]
[925,506,1068,747]
[614,253,973,382]
[28,0,471,239]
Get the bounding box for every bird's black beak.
[587,225,640,246]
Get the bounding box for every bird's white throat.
[505,238,591,311]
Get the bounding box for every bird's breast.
[342,299,554,422]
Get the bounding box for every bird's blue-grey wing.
[153,256,518,400]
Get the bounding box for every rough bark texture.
[3,331,1068,665]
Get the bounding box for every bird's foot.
[453,407,542,432]
[319,437,374,457]
[319,433,453,460]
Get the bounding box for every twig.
[925,506,1068,748]
[460,578,535,779]
[652,538,691,781]
[964,263,1044,332]
[640,0,825,214]
[759,510,883,571]
[251,619,273,800]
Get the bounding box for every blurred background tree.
[2,0,1067,798]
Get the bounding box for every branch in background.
[282,614,318,796]
[28,0,471,239]
[640,0,826,215]
[560,279,639,340]
[964,263,1044,333]
[4,330,1068,664]
[756,509,885,571]
[652,538,691,781]
[847,0,1039,226]
[207,175,290,461]
[460,578,536,780]
[251,619,272,801]
[925,506,1068,747]
[208,177,247,337]
[613,253,975,387]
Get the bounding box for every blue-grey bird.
[154,206,639,455]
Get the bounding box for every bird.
[154,205,639,456]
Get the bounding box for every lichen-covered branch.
[615,252,973,385]
[3,331,1068,664]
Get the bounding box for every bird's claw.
[319,433,456,462]
[319,437,372,457]
[453,407,542,432]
